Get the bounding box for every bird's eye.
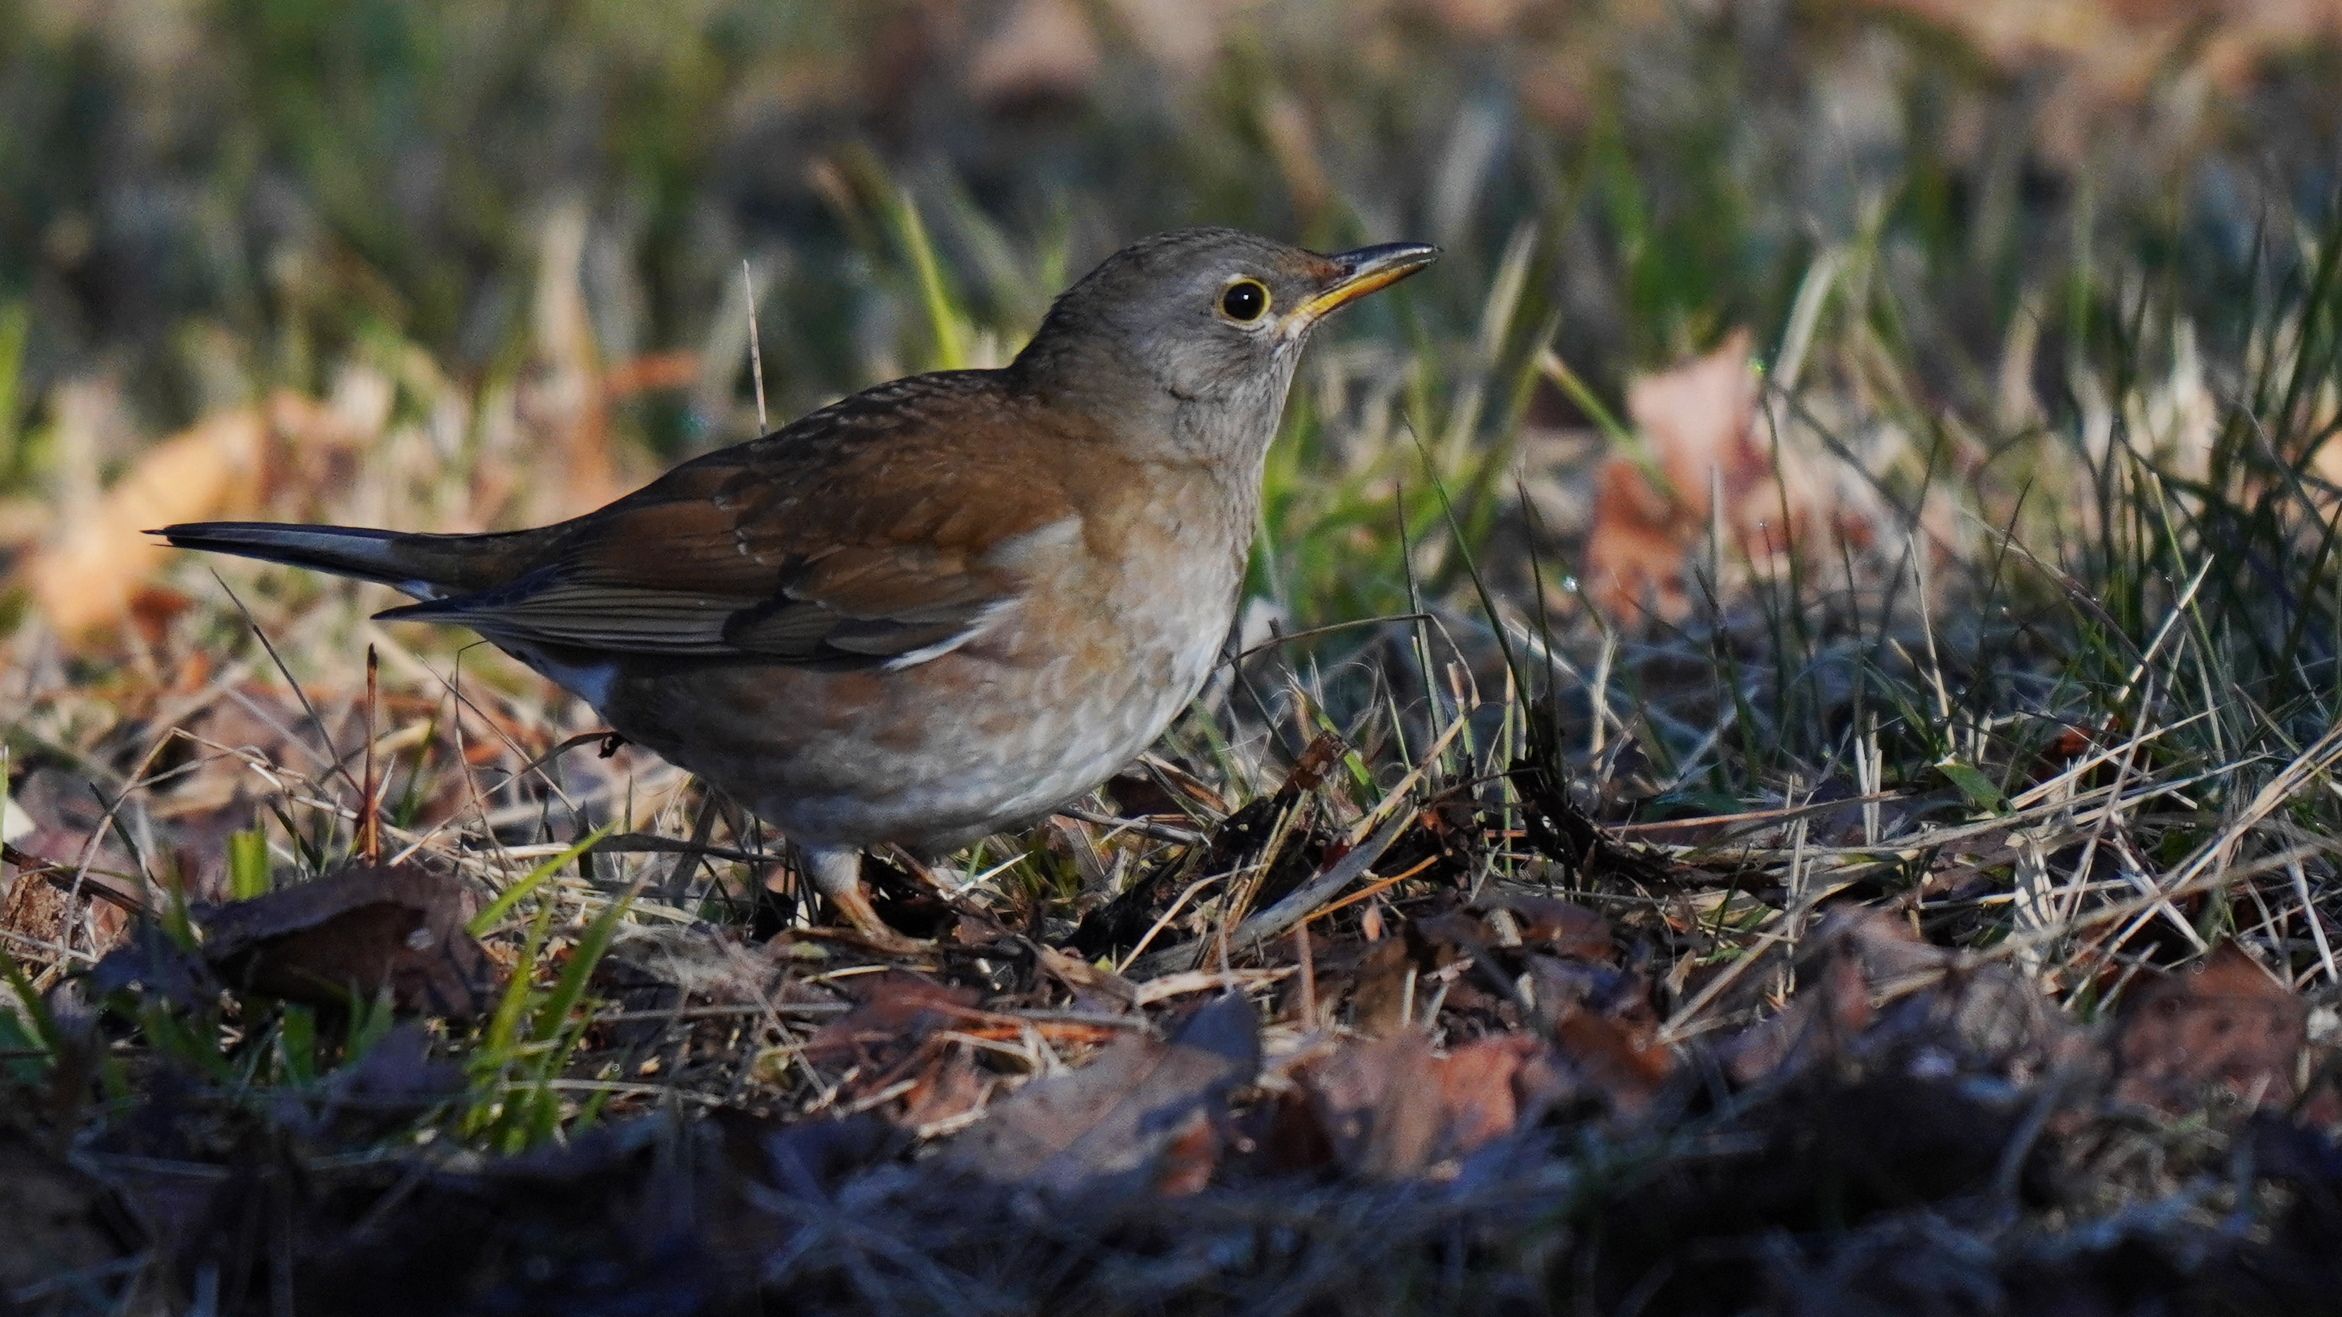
[1218,278,1271,323]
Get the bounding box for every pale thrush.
[160,228,1437,947]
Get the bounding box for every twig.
[1127,808,1413,977]
[745,259,768,431]
[1055,805,1205,845]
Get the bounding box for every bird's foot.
[822,883,928,956]
[806,846,926,956]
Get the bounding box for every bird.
[158,227,1437,949]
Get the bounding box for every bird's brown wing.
[379,373,1087,667]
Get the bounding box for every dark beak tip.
[1339,241,1440,270]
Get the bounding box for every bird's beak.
[1293,242,1440,325]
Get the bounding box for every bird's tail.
[154,522,536,600]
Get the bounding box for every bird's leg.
[806,845,920,953]
[889,846,973,900]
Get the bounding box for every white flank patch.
[1,781,25,845]
[985,517,1083,568]
[530,655,621,711]
[883,598,1020,671]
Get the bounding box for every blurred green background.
[6,0,2342,691]
[6,0,2335,445]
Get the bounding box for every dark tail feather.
[154,522,529,600]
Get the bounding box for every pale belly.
[561,531,1242,854]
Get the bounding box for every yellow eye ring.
[1218,278,1271,323]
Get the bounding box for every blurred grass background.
[4,0,2334,513]
[7,0,2342,847]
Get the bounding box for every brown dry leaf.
[20,405,267,639]
[896,1042,993,1133]
[1550,1011,1674,1116]
[195,860,494,1020]
[1858,0,2342,103]
[2114,942,2308,1113]
[2,864,79,966]
[1582,329,1827,619]
[1723,909,2080,1086]
[941,992,1257,1199]
[1291,1031,1571,1180]
[1299,1036,1446,1178]
[1721,945,1877,1087]
[799,971,981,1069]
[2,771,140,963]
[312,1021,467,1115]
[1345,935,1418,1037]
[1483,892,1615,962]
[1431,1032,1576,1150]
[16,386,353,637]
[799,974,1025,1127]
[966,0,1100,105]
[1101,0,1234,77]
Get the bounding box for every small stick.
[744,260,769,431]
[1293,922,1317,1025]
[1128,809,1412,977]
[358,645,382,864]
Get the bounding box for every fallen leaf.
[1721,946,1876,1087]
[1298,1035,1449,1178]
[1,773,139,966]
[1432,1032,1576,1151]
[1856,0,2342,104]
[966,0,1100,106]
[5,768,141,889]
[1346,935,1419,1036]
[81,920,217,1011]
[1289,1031,1572,1179]
[1481,893,1615,961]
[897,1043,994,1133]
[317,1022,466,1111]
[1722,909,2077,1086]
[194,861,495,1019]
[941,992,1258,1199]
[1524,954,1657,1032]
[799,971,981,1069]
[2114,943,2308,1113]
[19,405,266,639]
[1101,0,1234,76]
[1551,1011,1673,1116]
[1583,329,1823,619]
[2,865,79,967]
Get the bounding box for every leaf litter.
[13,663,2342,1313]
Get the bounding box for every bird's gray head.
[1013,227,1436,465]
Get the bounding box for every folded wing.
[379,373,1084,669]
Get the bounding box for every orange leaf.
[19,405,267,639]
